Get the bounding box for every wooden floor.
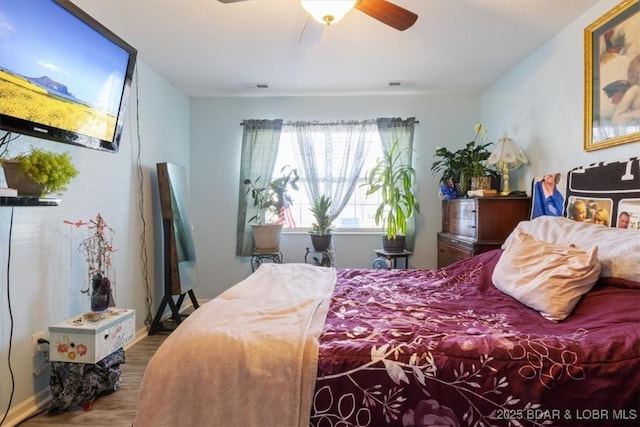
[18,333,169,427]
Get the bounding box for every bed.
[134,159,640,427]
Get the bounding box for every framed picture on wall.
[584,0,640,152]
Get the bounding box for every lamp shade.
[301,0,356,25]
[487,135,529,170]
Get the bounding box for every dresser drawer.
[444,199,478,239]
[439,197,531,268]
[437,233,474,268]
[476,198,531,241]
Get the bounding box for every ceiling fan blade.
[217,0,249,3]
[355,0,417,31]
[299,15,324,46]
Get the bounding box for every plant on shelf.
[244,165,299,252]
[430,145,463,199]
[457,124,498,193]
[64,213,116,312]
[431,123,497,198]
[1,144,78,196]
[309,194,333,252]
[362,140,419,252]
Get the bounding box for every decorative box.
[49,309,135,364]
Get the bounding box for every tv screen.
[0,0,137,153]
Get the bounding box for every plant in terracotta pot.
[64,213,116,312]
[309,194,333,252]
[1,147,78,196]
[431,124,497,198]
[244,165,299,252]
[362,140,419,252]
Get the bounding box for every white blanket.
[134,263,336,427]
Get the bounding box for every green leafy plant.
[309,194,333,235]
[431,124,497,195]
[244,165,299,224]
[2,148,78,195]
[362,140,420,240]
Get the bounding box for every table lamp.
[486,135,529,196]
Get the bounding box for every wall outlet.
[31,331,47,356]
[33,360,50,376]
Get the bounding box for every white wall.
[482,0,639,187]
[189,93,481,297]
[0,62,190,417]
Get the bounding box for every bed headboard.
[531,157,640,229]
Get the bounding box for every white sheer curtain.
[235,119,283,256]
[288,120,377,222]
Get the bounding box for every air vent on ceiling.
[242,83,270,89]
[388,81,416,87]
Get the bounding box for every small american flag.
[275,201,296,228]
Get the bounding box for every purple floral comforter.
[310,250,640,427]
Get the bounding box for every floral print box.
[49,309,135,363]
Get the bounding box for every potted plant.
[309,194,333,252]
[362,140,420,252]
[431,124,497,198]
[244,165,299,252]
[457,124,497,193]
[1,147,78,196]
[64,213,116,312]
[430,145,464,199]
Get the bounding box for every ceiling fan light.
[301,0,356,25]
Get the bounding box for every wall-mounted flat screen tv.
[0,0,137,153]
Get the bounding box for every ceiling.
[71,0,599,98]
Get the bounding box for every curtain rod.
[240,119,419,125]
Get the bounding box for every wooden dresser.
[437,197,531,267]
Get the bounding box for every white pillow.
[503,216,640,283]
[493,229,601,321]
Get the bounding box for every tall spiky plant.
[362,140,419,240]
[309,194,333,236]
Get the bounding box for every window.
[236,117,416,256]
[273,124,383,231]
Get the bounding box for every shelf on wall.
[0,196,61,206]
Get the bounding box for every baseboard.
[3,388,50,427]
[4,299,209,425]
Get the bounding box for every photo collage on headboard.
[531,157,640,229]
[531,172,568,219]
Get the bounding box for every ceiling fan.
[218,0,418,46]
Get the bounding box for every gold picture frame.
[584,0,640,151]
